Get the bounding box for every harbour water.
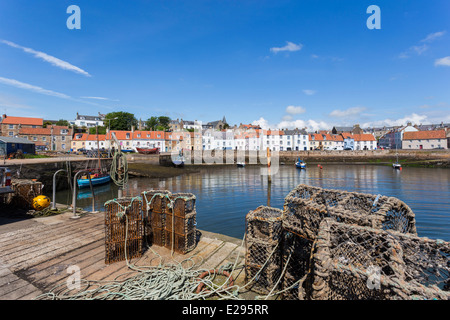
[54,164,450,242]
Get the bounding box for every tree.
[56,119,70,126]
[145,116,172,131]
[158,116,171,131]
[89,126,107,134]
[105,111,138,131]
[145,116,159,131]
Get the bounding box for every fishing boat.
[136,147,160,154]
[77,172,111,188]
[77,128,112,188]
[295,158,306,169]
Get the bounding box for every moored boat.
[237,162,245,167]
[136,147,160,154]
[295,158,306,169]
[392,162,402,170]
[77,172,111,188]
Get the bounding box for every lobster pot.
[149,227,165,247]
[165,212,196,235]
[282,184,417,241]
[142,190,171,247]
[391,232,450,299]
[104,197,144,264]
[281,231,313,300]
[9,180,43,209]
[142,190,172,214]
[245,206,283,294]
[170,193,196,217]
[164,230,197,254]
[245,264,282,295]
[301,219,450,300]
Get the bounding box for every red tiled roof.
[19,125,71,136]
[1,116,43,126]
[353,133,376,141]
[403,130,446,140]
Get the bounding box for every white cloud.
[252,117,329,132]
[1,40,91,77]
[0,76,71,99]
[411,44,429,55]
[286,105,306,115]
[329,106,366,118]
[399,31,445,59]
[434,56,450,67]
[361,113,429,128]
[302,89,317,96]
[421,31,446,42]
[270,41,303,54]
[81,96,119,101]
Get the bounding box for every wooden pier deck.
[0,210,251,300]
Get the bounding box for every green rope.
[110,150,128,188]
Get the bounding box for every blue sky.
[0,0,449,131]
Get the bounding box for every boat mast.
[97,125,101,172]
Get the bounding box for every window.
[33,137,37,141]
[9,132,13,136]
[42,137,46,141]
[61,136,65,141]
[8,124,14,129]
[62,144,66,150]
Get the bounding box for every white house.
[71,112,105,128]
[131,130,165,152]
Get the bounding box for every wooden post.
[267,147,271,206]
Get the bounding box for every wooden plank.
[20,240,105,286]
[198,242,240,270]
[0,216,103,256]
[6,229,104,272]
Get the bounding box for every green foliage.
[145,116,171,131]
[55,119,70,126]
[105,111,138,131]
[89,126,107,134]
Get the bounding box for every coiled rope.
[110,150,128,188]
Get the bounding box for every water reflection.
[53,164,450,241]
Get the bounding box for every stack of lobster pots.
[165,193,197,254]
[141,190,197,254]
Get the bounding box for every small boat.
[295,158,306,169]
[136,147,160,154]
[77,129,112,188]
[393,146,401,169]
[120,149,134,153]
[392,162,402,170]
[237,162,245,167]
[77,172,111,188]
